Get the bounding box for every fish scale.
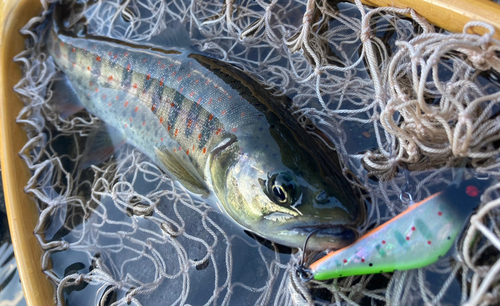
[49,28,267,177]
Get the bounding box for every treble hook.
[296,230,318,282]
[399,163,414,204]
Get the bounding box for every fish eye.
[266,172,299,206]
[272,185,287,204]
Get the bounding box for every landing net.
[14,0,500,305]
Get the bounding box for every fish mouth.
[291,225,358,245]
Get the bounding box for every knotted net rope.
[13,0,500,305]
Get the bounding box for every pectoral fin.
[154,147,209,196]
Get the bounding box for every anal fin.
[80,122,127,169]
[154,146,209,196]
[49,72,85,119]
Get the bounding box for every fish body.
[310,179,489,280]
[45,11,366,250]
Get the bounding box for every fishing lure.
[308,178,489,280]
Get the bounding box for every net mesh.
[13,0,500,305]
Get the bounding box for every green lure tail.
[309,178,490,280]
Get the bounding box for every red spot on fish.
[96,56,101,62]
[195,79,199,83]
[175,129,178,137]
[124,101,129,107]
[190,92,195,97]
[221,110,226,115]
[411,226,416,231]
[160,78,164,86]
[129,117,133,122]
[95,88,99,92]
[427,241,432,245]
[179,146,182,151]
[197,97,202,105]
[124,52,129,57]
[438,211,442,216]
[172,72,176,77]
[161,64,165,68]
[168,125,171,131]
[187,119,193,128]
[177,76,182,82]
[114,54,118,60]
[218,97,222,102]
[108,51,112,56]
[179,87,184,93]
[158,60,162,65]
[214,85,218,89]
[361,259,365,263]
[406,236,410,241]
[87,66,90,71]
[60,42,64,46]
[151,105,156,111]
[170,103,175,107]
[161,137,164,141]
[108,75,113,82]
[108,103,112,106]
[231,128,237,132]
[102,94,106,99]
[127,64,131,71]
[198,134,202,140]
[124,123,128,128]
[208,98,212,105]
[71,48,75,52]
[203,147,207,154]
[215,128,222,135]
[174,149,176,152]
[143,58,147,63]
[186,149,189,155]
[343,259,347,263]
[466,185,479,197]
[147,73,151,80]
[134,106,139,112]
[241,112,245,117]
[116,96,119,100]
[205,80,210,85]
[160,117,164,124]
[228,96,232,99]
[169,63,174,68]
[89,81,93,86]
[133,83,138,89]
[187,73,191,77]
[209,114,213,121]
[382,240,386,244]
[72,63,75,67]
[143,121,146,126]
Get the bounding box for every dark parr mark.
[168,91,185,130]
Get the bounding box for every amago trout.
[45,8,366,250]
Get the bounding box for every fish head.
[210,133,365,251]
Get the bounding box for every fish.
[43,6,366,250]
[308,178,490,280]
